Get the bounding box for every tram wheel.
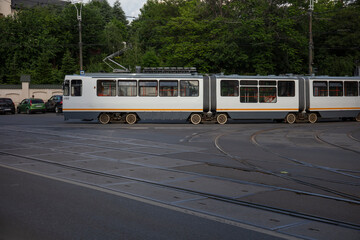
[285,113,296,124]
[308,113,318,123]
[125,113,137,124]
[190,113,202,125]
[99,113,111,124]
[216,114,228,125]
[356,113,360,122]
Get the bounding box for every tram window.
[71,80,82,96]
[139,80,158,96]
[97,80,116,96]
[259,80,276,86]
[180,80,199,96]
[159,80,178,96]
[278,81,295,97]
[240,80,257,85]
[119,80,137,96]
[329,82,343,96]
[313,81,328,96]
[259,87,277,103]
[344,81,359,96]
[63,80,70,96]
[221,80,239,96]
[240,87,258,103]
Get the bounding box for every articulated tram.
[63,73,360,124]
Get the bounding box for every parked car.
[0,98,15,114]
[45,95,63,113]
[17,98,46,114]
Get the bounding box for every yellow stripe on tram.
[216,108,299,111]
[309,107,360,111]
[63,108,203,112]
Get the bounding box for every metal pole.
[309,0,314,75]
[79,15,83,71]
[74,3,83,72]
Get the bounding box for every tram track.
[314,131,360,155]
[11,125,358,203]
[1,149,360,232]
[250,127,360,179]
[3,127,355,204]
[347,128,360,142]
[214,127,360,202]
[1,125,360,233]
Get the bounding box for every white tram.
[63,73,205,124]
[63,73,360,124]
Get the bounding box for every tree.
[31,51,56,84]
[87,0,113,23]
[113,0,128,25]
[61,49,77,76]
[314,0,360,75]
[0,0,359,83]
[142,49,161,67]
[102,18,128,53]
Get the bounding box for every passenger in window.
[98,86,104,96]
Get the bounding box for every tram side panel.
[215,76,301,120]
[307,77,360,119]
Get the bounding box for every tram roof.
[66,73,203,79]
[65,73,360,80]
[214,74,299,79]
[306,75,360,80]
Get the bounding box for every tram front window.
[63,80,70,96]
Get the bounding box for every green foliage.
[102,18,128,53]
[0,1,129,84]
[128,0,359,76]
[0,0,359,85]
[313,0,360,75]
[61,49,77,76]
[142,49,161,67]
[113,0,128,25]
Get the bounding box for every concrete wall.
[0,0,13,17]
[0,81,62,105]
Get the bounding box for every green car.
[17,98,46,114]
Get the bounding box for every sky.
[113,0,147,18]
[80,0,147,19]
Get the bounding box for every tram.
[62,73,360,124]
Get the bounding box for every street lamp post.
[74,2,83,72]
[309,0,314,75]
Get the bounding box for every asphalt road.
[0,166,280,240]
[0,113,359,240]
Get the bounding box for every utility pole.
[309,0,314,75]
[74,1,83,72]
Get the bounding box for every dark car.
[0,98,15,114]
[45,95,63,113]
[17,98,46,114]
